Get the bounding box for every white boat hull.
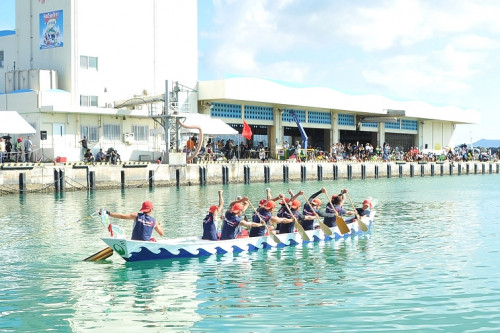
[101,212,375,262]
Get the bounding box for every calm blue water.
[1,173,499,332]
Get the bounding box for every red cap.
[259,199,267,206]
[262,200,276,210]
[363,199,372,209]
[209,205,218,213]
[231,202,243,213]
[331,194,337,200]
[312,198,322,206]
[17,138,23,142]
[290,200,301,210]
[140,201,153,213]
[280,197,291,205]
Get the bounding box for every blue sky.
[2,0,499,144]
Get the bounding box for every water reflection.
[68,259,204,332]
[1,175,500,331]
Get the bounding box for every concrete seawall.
[0,160,499,195]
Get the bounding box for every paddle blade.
[111,224,125,236]
[295,222,310,241]
[336,216,350,235]
[319,221,333,236]
[358,218,369,232]
[83,247,113,261]
[100,209,109,227]
[269,231,282,244]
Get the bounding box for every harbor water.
[1,174,499,332]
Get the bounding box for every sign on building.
[39,10,64,49]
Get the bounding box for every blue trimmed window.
[282,109,306,122]
[210,103,242,119]
[401,120,418,130]
[362,122,378,128]
[308,111,331,125]
[338,114,355,126]
[244,105,274,121]
[385,119,401,129]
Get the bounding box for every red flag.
[242,121,253,140]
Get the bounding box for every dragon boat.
[100,211,375,262]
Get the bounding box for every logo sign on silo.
[39,10,64,49]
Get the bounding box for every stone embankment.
[0,160,498,195]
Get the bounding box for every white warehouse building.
[0,0,198,162]
[0,0,480,163]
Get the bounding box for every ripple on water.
[1,176,500,332]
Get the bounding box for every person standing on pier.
[15,137,23,162]
[24,136,34,162]
[79,136,88,159]
[5,138,12,161]
[0,138,5,163]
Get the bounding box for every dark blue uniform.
[131,212,156,241]
[220,211,243,240]
[301,203,316,230]
[356,208,371,217]
[324,203,336,227]
[278,209,305,234]
[249,208,271,237]
[202,212,218,240]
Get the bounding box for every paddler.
[302,188,338,230]
[278,198,315,234]
[202,190,224,240]
[249,195,294,237]
[356,198,372,217]
[324,188,350,227]
[220,197,263,240]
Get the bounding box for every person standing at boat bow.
[220,197,262,240]
[100,201,164,241]
[202,190,224,240]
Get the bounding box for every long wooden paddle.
[76,210,99,223]
[301,193,333,236]
[323,190,350,235]
[346,192,369,232]
[84,247,113,261]
[282,195,311,241]
[247,200,282,245]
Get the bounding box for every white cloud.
[451,34,500,51]
[200,0,500,110]
[336,1,500,52]
[362,53,471,95]
[259,61,311,83]
[202,0,317,79]
[337,0,432,51]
